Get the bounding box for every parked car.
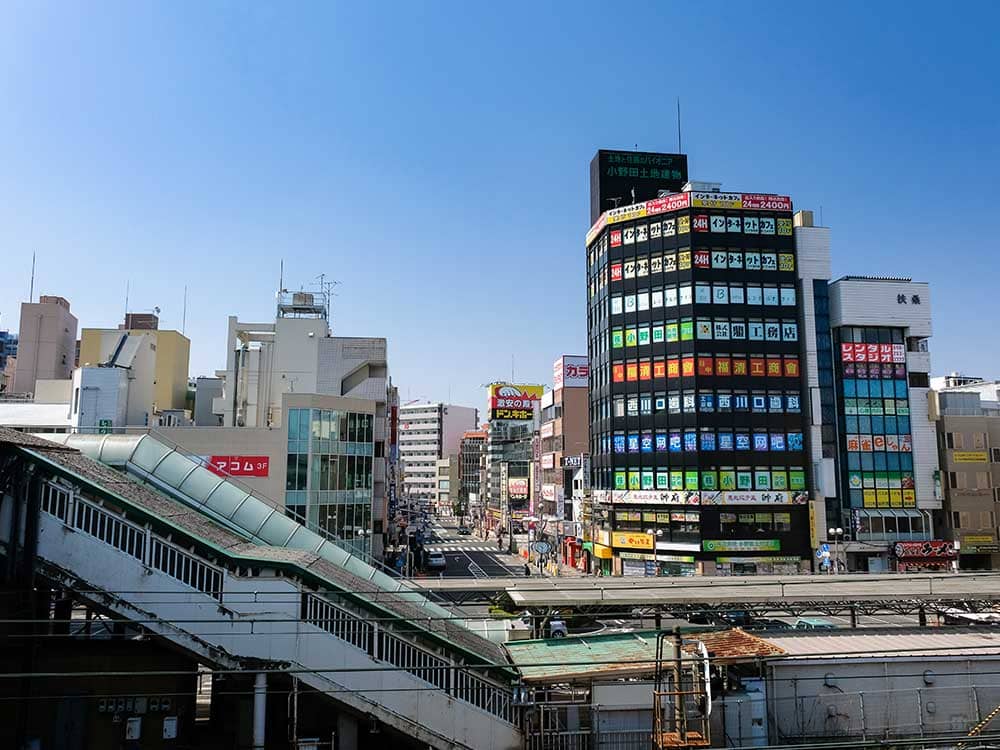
[425,551,447,571]
[747,618,794,631]
[795,617,835,630]
[457,525,472,535]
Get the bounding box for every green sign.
[702,539,780,553]
[98,419,112,435]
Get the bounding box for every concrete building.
[930,386,1000,569]
[539,355,589,519]
[398,402,478,505]
[12,295,78,394]
[79,325,191,416]
[586,178,811,577]
[459,429,487,515]
[826,275,938,572]
[192,376,224,426]
[0,330,17,392]
[434,454,460,517]
[181,290,392,560]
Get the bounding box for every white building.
[398,402,478,504]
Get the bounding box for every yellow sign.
[611,531,654,550]
[593,543,613,559]
[690,192,743,209]
[808,501,818,549]
[964,535,995,544]
[953,451,988,463]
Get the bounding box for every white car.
[426,551,447,571]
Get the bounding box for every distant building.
[0,330,17,392]
[459,429,487,512]
[12,295,78,394]
[192,377,224,426]
[434,454,460,517]
[398,402,478,504]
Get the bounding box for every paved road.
[424,518,525,578]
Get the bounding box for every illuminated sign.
[508,477,529,501]
[702,539,780,552]
[590,150,688,224]
[553,355,589,389]
[611,531,654,550]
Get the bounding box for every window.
[977,472,992,490]
[948,471,965,490]
[952,510,971,529]
[909,372,930,388]
[973,433,987,450]
[980,511,996,529]
[946,432,964,450]
[992,448,1000,463]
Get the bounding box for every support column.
[337,713,359,750]
[253,672,267,750]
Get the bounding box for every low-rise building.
[12,295,77,395]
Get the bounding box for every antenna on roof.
[124,280,130,321]
[677,97,682,152]
[182,285,188,335]
[279,259,284,293]
[28,251,35,303]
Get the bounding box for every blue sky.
[1,2,997,411]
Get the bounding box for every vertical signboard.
[553,355,590,390]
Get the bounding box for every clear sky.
[2,2,997,411]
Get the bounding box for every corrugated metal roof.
[504,631,664,683]
[763,629,1000,659]
[683,628,785,662]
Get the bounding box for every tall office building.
[12,295,78,394]
[459,429,487,507]
[398,402,478,505]
[586,167,811,576]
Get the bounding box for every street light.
[828,527,844,575]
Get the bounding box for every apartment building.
[398,402,477,504]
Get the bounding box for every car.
[747,618,794,631]
[425,551,447,571]
[457,526,472,535]
[795,617,835,630]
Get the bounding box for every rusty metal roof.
[682,628,785,662]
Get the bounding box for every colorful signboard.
[553,355,589,389]
[953,451,988,463]
[508,477,530,501]
[893,541,956,558]
[700,491,808,505]
[587,190,794,245]
[702,539,781,552]
[207,456,270,478]
[590,150,688,224]
[489,383,544,421]
[611,531,654,550]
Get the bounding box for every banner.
[553,355,589,389]
[611,531,654,550]
[207,456,270,478]
[508,477,529,501]
[489,383,543,421]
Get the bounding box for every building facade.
[12,295,78,394]
[586,179,811,576]
[398,402,478,505]
[434,455,460,517]
[484,384,541,534]
[930,387,1000,570]
[459,429,487,512]
[0,330,17,392]
[539,355,589,519]
[826,276,939,571]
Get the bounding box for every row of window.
[609,429,805,455]
[286,454,374,492]
[844,451,915,472]
[612,283,796,314]
[607,214,794,247]
[287,408,375,445]
[609,391,803,418]
[609,250,795,280]
[842,363,908,379]
[612,390,803,416]
[612,356,802,383]
[612,467,807,492]
[843,397,911,416]
[843,415,913,436]
[612,318,800,346]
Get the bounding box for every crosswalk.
[425,542,504,553]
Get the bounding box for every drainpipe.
[253,672,267,749]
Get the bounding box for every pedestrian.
[524,563,531,577]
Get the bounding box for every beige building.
[434,454,460,517]
[79,327,190,415]
[931,387,1000,570]
[12,295,78,394]
[539,355,589,518]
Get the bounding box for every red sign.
[610,263,623,282]
[644,192,690,215]
[610,230,622,247]
[894,541,956,559]
[693,249,711,268]
[692,215,709,232]
[841,343,854,362]
[208,456,270,478]
[740,194,792,211]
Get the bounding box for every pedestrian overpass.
[0,429,520,750]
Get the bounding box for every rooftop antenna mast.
[279,259,284,292]
[124,280,130,321]
[28,251,35,302]
[677,97,682,152]
[182,285,188,335]
[314,273,340,322]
